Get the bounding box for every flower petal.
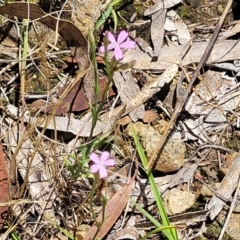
[107,31,117,44]
[100,151,110,162]
[117,30,128,44]
[104,159,115,167]
[99,166,108,178]
[89,152,100,164]
[90,164,100,173]
[106,43,115,51]
[99,45,105,53]
[114,47,123,60]
[119,40,136,49]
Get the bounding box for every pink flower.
[99,30,136,60]
[89,151,115,179]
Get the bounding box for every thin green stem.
[89,176,98,225]
[88,31,100,142]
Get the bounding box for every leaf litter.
[0,0,240,239]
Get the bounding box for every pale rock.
[201,183,221,198]
[127,122,186,172]
[69,0,102,37]
[163,188,196,215]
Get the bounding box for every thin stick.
[20,1,31,131]
[218,174,240,240]
[146,0,233,170]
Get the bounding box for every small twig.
[195,175,232,205]
[218,174,240,240]
[186,144,232,164]
[180,65,226,114]
[1,9,73,28]
[20,0,31,131]
[0,50,71,64]
[146,0,233,170]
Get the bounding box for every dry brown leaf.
[113,71,144,122]
[23,112,109,137]
[169,162,199,189]
[123,40,240,72]
[14,104,126,137]
[185,70,236,118]
[166,10,191,45]
[125,64,178,114]
[83,170,137,240]
[207,153,240,220]
[144,0,181,16]
[151,8,166,59]
[38,77,115,115]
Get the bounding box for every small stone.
[201,185,213,198]
[127,122,186,172]
[70,0,102,37]
[201,183,221,198]
[163,189,196,215]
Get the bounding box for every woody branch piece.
[146,0,233,171]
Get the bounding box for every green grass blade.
[131,199,162,228]
[94,6,112,31]
[131,124,178,240]
[111,9,118,32]
[94,0,122,31]
[10,231,20,240]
